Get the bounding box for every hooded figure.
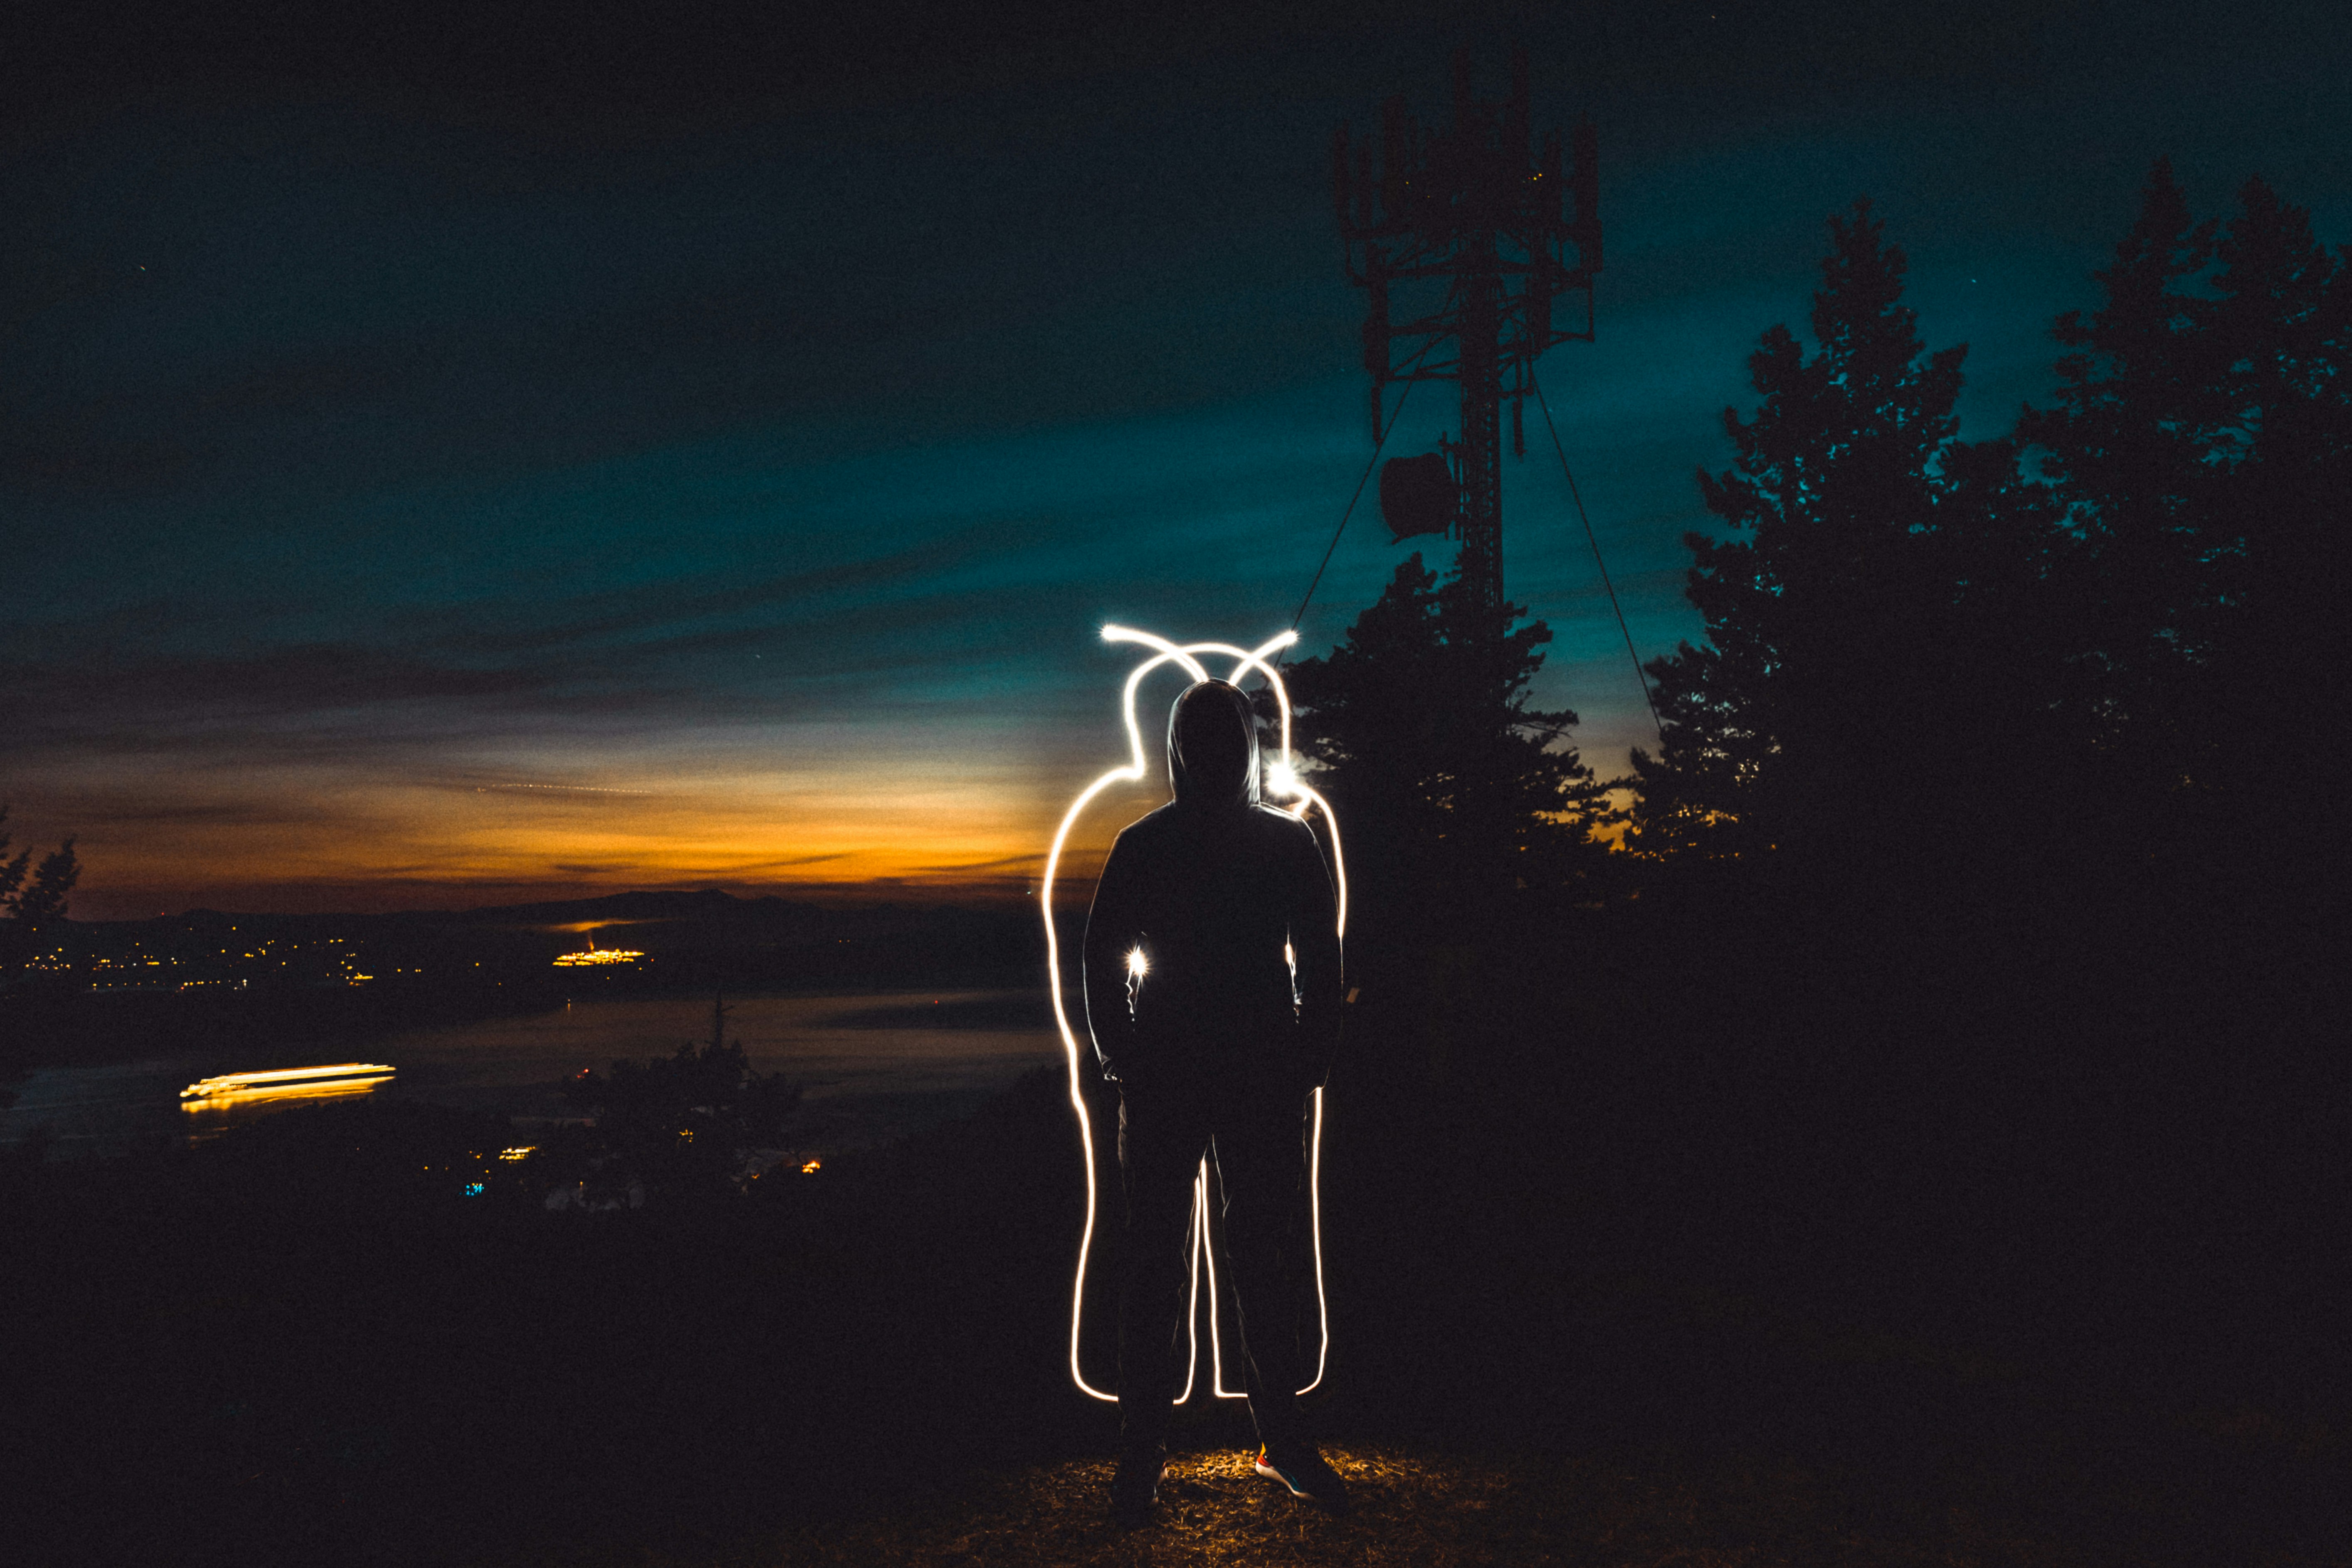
[1083,678,1349,1524]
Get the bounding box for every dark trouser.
[1116,1077,1311,1460]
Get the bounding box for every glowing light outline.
[1178,1165,1207,1405]
[1198,1162,1238,1397]
[1042,625,1345,1405]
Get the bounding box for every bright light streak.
[1043,625,1343,1405]
[1200,1163,1241,1397]
[179,1063,396,1101]
[178,1077,389,1111]
[1177,1164,1205,1405]
[1126,948,1149,978]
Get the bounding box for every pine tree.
[2019,163,2350,869]
[1280,553,1611,938]
[0,806,80,973]
[2202,176,2350,827]
[12,837,78,930]
[1630,200,1967,863]
[0,805,30,915]
[0,809,78,1106]
[2015,158,2224,800]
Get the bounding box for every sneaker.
[1254,1444,1350,1514]
[1109,1453,1165,1529]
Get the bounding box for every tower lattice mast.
[1334,49,1602,630]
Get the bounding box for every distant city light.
[552,934,644,967]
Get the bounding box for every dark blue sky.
[4,1,2347,915]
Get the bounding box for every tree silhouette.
[2015,159,2226,813]
[2018,161,2351,879]
[1629,168,2345,901]
[1,806,80,984]
[549,993,803,1206]
[1281,553,1611,937]
[1,807,80,1111]
[1630,200,1969,866]
[2206,176,2352,875]
[12,837,79,930]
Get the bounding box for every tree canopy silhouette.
[2018,160,2351,884]
[1,806,79,933]
[1629,200,1993,867]
[1629,167,2346,913]
[549,994,803,1206]
[1280,554,1612,939]
[1,807,80,999]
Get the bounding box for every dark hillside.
[9,902,2346,1566]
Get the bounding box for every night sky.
[5,1,2346,919]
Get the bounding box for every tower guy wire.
[1531,368,1667,749]
[1285,336,1439,647]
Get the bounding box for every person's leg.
[1208,1084,1312,1453]
[1214,1089,1352,1513]
[1115,1088,1206,1467]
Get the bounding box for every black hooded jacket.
[1082,679,1343,1091]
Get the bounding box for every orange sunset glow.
[25,724,1192,918]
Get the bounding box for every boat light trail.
[1041,625,1346,1405]
[180,1063,397,1103]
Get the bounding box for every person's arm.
[1286,818,1344,1089]
[1081,832,1142,1084]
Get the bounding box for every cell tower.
[1334,49,1601,629]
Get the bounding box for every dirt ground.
[754,1444,2098,1568]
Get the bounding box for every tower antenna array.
[1334,48,1601,625]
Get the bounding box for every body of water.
[0,990,1063,1160]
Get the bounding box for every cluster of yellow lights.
[552,940,644,968]
[179,1063,397,1103]
[800,1158,822,1174]
[499,1146,538,1162]
[1042,625,1345,1406]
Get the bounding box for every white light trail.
[1041,624,1346,1405]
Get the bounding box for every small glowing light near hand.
[1043,625,1342,1406]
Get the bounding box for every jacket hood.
[1166,679,1260,811]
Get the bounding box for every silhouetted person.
[1083,679,1349,1526]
